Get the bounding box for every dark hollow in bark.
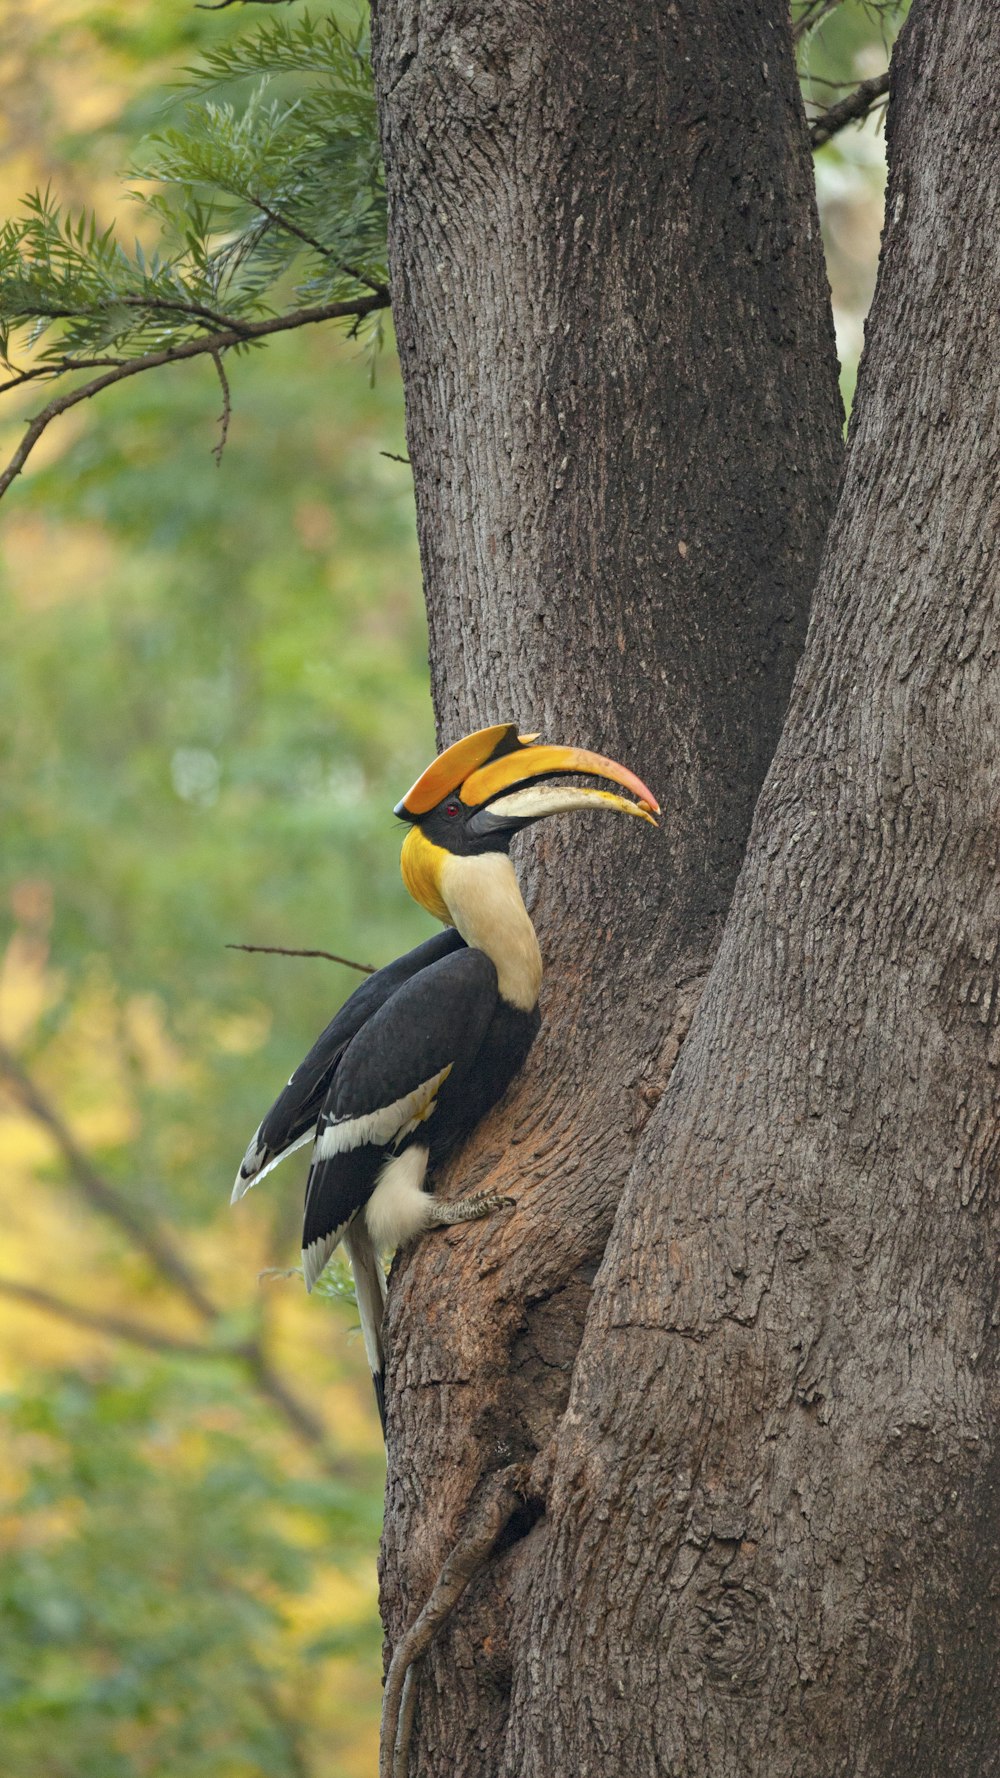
[372,0,842,1769]
[510,3,1000,1773]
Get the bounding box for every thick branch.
[810,72,891,147]
[0,289,390,502]
[243,194,388,299]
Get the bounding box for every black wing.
[232,928,466,1198]
[300,948,499,1288]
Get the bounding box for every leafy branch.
[0,11,389,502]
[0,288,388,500]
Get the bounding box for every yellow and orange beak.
[394,723,659,831]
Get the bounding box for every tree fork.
[372,1,842,1770]
[513,3,1000,1772]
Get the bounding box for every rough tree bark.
[508,3,1000,1771]
[371,0,843,1769]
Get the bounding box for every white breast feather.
[364,1145,432,1249]
[439,852,542,1011]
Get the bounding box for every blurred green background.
[0,4,904,1774]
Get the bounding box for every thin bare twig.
[210,349,232,465]
[379,450,411,466]
[809,71,891,147]
[6,292,254,339]
[0,355,130,395]
[0,289,390,503]
[227,942,376,974]
[245,194,389,301]
[380,1465,533,1778]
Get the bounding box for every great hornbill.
[232,724,658,1427]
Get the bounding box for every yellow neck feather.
[400,827,452,925]
[399,830,542,1011]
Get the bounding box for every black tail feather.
[373,1368,387,1437]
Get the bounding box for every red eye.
[444,801,461,818]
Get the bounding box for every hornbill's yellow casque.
[232,724,658,1427]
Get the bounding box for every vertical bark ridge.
[511,4,1000,1772]
[371,3,842,1769]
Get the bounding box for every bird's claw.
[427,1189,516,1228]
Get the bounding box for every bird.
[231,723,659,1429]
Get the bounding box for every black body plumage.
[235,929,467,1189]
[298,945,527,1264]
[232,722,659,1432]
[236,930,539,1295]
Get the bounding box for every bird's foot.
[427,1190,515,1228]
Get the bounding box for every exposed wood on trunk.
[371,0,842,1768]
[511,3,1000,1771]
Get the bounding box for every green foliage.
[0,1362,381,1778]
[141,11,385,306]
[0,8,385,377]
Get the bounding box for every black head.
[413,793,519,856]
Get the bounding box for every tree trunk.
[371,0,842,1767]
[505,3,1000,1773]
